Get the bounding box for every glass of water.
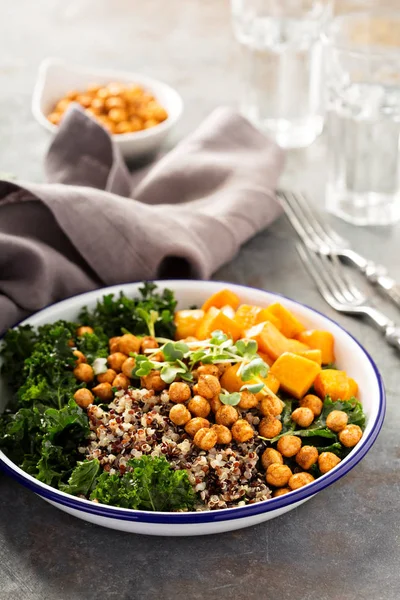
[324,11,400,225]
[230,0,333,149]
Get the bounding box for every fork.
[278,190,400,309]
[297,243,400,352]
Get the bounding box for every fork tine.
[277,191,312,246]
[296,243,343,309]
[297,192,347,248]
[330,255,366,303]
[328,255,361,304]
[278,191,324,250]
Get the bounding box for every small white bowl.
[32,58,184,160]
[0,281,385,536]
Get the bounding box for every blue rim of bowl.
[0,280,386,524]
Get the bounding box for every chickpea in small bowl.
[47,81,169,135]
[32,59,183,159]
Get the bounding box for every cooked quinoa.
[82,388,272,510]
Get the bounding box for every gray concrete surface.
[1,1,399,599]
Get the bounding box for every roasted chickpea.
[266,464,292,488]
[129,116,144,132]
[273,487,291,497]
[73,363,94,383]
[73,388,94,409]
[56,98,72,112]
[338,424,363,448]
[109,336,121,353]
[92,382,113,402]
[277,435,302,457]
[260,395,283,417]
[118,334,141,356]
[97,369,117,384]
[288,472,315,490]
[193,427,218,450]
[86,83,101,94]
[90,97,105,114]
[76,326,94,336]
[121,357,136,379]
[318,452,341,474]
[107,352,128,373]
[73,350,86,365]
[169,404,192,426]
[209,395,223,413]
[296,445,319,470]
[217,362,231,377]
[211,424,232,445]
[96,87,112,99]
[197,364,219,378]
[185,417,210,437]
[188,395,211,418]
[197,374,221,399]
[48,112,62,125]
[258,415,282,439]
[141,370,167,392]
[113,373,130,390]
[108,108,129,123]
[76,94,92,108]
[291,407,314,428]
[215,405,239,427]
[299,394,323,416]
[238,390,259,410]
[261,448,283,470]
[105,96,126,110]
[231,419,254,443]
[141,336,159,352]
[169,382,191,403]
[143,119,159,129]
[326,410,348,433]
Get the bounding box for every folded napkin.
[0,106,284,335]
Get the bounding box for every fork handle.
[340,249,400,309]
[359,306,400,351]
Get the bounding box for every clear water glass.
[230,0,333,149]
[324,11,400,226]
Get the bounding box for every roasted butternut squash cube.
[254,308,282,331]
[270,352,321,399]
[219,363,279,395]
[234,304,263,334]
[174,309,204,340]
[346,377,358,399]
[208,311,242,342]
[296,330,335,365]
[314,369,350,402]
[267,303,306,338]
[296,349,322,366]
[220,304,236,320]
[202,289,240,312]
[246,321,308,361]
[257,351,274,367]
[195,307,220,340]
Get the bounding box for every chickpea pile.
[47,82,168,134]
[71,327,364,499]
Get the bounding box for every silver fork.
[278,190,400,309]
[297,243,400,352]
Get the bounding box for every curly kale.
[78,282,177,339]
[90,456,196,511]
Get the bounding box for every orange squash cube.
[195,307,220,340]
[202,289,241,312]
[296,349,322,366]
[267,303,306,338]
[254,308,282,331]
[234,304,262,333]
[219,363,280,396]
[220,304,236,320]
[313,369,350,402]
[257,351,274,367]
[346,377,359,399]
[174,309,204,340]
[296,330,335,365]
[270,352,321,400]
[246,321,308,361]
[208,311,242,342]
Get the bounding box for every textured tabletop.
[1,2,399,600]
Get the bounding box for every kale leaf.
[78,283,176,339]
[60,459,100,496]
[90,456,196,511]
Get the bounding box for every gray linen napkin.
[0,106,284,334]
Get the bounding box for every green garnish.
[219,392,241,406]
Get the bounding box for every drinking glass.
[324,10,400,225]
[230,0,333,149]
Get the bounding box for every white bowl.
[0,281,385,536]
[32,58,184,160]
